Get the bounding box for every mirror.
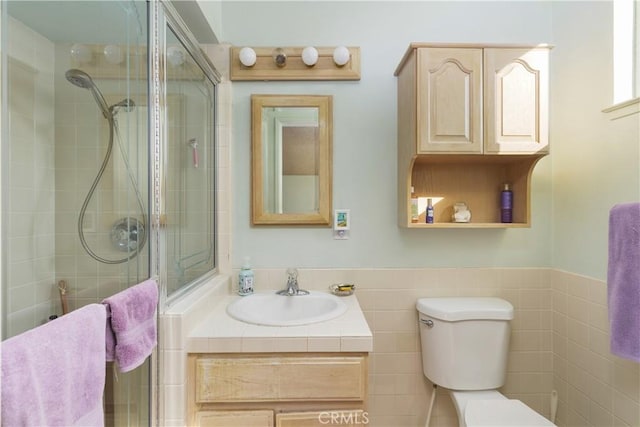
[251,94,333,225]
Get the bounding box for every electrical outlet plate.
[333,209,350,240]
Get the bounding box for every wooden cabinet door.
[417,48,483,154]
[484,48,549,154]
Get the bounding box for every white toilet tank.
[417,297,514,391]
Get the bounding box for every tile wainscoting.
[159,268,639,426]
[552,270,639,427]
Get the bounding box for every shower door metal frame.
[150,0,221,312]
[148,1,221,424]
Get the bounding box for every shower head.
[65,69,111,119]
[65,68,94,89]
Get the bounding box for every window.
[613,0,640,104]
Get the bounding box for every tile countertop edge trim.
[186,292,373,353]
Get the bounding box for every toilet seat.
[465,399,556,426]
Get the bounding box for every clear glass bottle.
[410,186,419,223]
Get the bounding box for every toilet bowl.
[450,390,555,427]
[417,297,556,427]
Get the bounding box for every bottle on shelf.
[500,184,513,223]
[411,186,419,223]
[426,198,434,224]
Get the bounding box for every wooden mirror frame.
[251,94,333,225]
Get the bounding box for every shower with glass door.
[1,1,219,425]
[1,1,151,424]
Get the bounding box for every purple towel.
[1,304,107,426]
[607,202,640,362]
[102,279,158,372]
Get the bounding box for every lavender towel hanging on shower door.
[103,278,158,372]
[607,202,640,362]
[1,304,107,426]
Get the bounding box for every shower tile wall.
[4,17,148,422]
[53,43,149,312]
[4,4,152,425]
[5,17,57,336]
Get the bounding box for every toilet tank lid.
[416,297,514,321]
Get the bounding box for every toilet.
[416,297,556,427]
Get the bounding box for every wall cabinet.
[187,353,368,427]
[395,43,550,228]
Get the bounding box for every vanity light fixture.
[238,47,257,67]
[103,44,124,64]
[332,46,351,66]
[301,46,319,66]
[230,46,361,81]
[70,43,92,63]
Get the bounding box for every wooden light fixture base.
[230,46,361,81]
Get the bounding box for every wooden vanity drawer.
[195,354,367,403]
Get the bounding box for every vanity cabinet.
[395,43,550,228]
[187,353,368,427]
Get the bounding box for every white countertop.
[187,291,372,354]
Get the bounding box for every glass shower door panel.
[2,1,150,426]
[164,27,216,297]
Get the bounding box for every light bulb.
[333,46,350,67]
[301,46,319,67]
[103,44,123,64]
[239,47,256,67]
[167,46,185,66]
[70,43,92,63]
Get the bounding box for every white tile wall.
[5,17,57,336]
[552,270,640,427]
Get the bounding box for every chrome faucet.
[276,268,309,296]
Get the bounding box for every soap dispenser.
[238,256,254,296]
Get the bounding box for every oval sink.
[226,291,347,326]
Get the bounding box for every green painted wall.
[551,1,640,281]
[208,1,639,278]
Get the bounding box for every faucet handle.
[286,267,298,281]
[287,268,298,285]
